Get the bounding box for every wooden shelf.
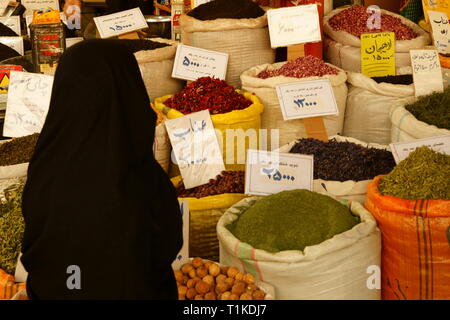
[154,2,171,13]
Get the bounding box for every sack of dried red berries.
[179,0,275,88]
[241,56,347,148]
[323,5,431,73]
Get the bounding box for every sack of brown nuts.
[174,257,268,300]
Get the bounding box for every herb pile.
[177,171,244,198]
[187,0,265,21]
[0,133,39,166]
[379,147,450,200]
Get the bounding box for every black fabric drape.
[20,39,182,300]
[106,0,153,14]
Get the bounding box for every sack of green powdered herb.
[277,135,395,203]
[343,69,415,144]
[133,38,183,101]
[389,88,450,142]
[241,56,347,148]
[180,0,275,88]
[217,190,381,300]
[0,134,39,180]
[323,6,430,72]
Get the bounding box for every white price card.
[275,79,339,121]
[93,8,148,39]
[410,49,444,97]
[389,135,450,163]
[3,71,54,138]
[22,0,60,12]
[0,16,21,35]
[66,37,83,48]
[428,10,450,54]
[267,4,321,48]
[165,110,225,189]
[0,37,23,56]
[193,0,212,7]
[245,149,313,196]
[172,200,190,271]
[172,44,228,81]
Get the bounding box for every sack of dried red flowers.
[241,56,347,148]
[323,5,430,72]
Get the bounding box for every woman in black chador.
[20,40,182,300]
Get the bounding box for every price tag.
[66,37,83,48]
[22,0,60,12]
[389,135,450,163]
[410,49,444,97]
[3,71,54,138]
[165,110,225,189]
[428,10,450,54]
[245,149,313,196]
[172,200,190,271]
[267,4,321,48]
[361,32,396,77]
[275,79,339,121]
[172,44,228,81]
[0,37,24,56]
[0,65,23,94]
[93,8,148,39]
[0,16,21,35]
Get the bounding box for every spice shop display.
[323,5,430,72]
[344,68,415,144]
[241,58,347,147]
[175,258,274,300]
[180,0,275,88]
[218,193,381,300]
[365,149,450,300]
[390,87,450,142]
[0,133,39,179]
[173,171,247,261]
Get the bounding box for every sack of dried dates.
[241,56,347,148]
[179,0,275,88]
[323,5,431,72]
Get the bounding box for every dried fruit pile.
[177,171,244,198]
[175,257,267,300]
[163,77,252,115]
[257,56,339,79]
[328,5,417,40]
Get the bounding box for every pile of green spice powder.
[378,147,450,200]
[0,183,25,274]
[227,190,360,253]
[405,87,450,130]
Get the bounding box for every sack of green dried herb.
[344,67,415,144]
[217,192,381,300]
[132,38,183,102]
[389,94,450,143]
[277,135,394,203]
[0,134,39,179]
[180,8,275,88]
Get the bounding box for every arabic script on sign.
[361,32,396,77]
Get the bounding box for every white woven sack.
[218,196,381,300]
[344,68,415,144]
[0,140,28,180]
[153,123,171,173]
[390,97,450,142]
[277,135,389,203]
[180,14,275,88]
[241,62,347,148]
[134,38,184,101]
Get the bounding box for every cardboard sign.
[66,37,83,48]
[172,44,228,81]
[428,10,450,54]
[0,37,23,56]
[3,71,54,138]
[0,65,23,93]
[165,110,225,189]
[93,8,148,39]
[245,149,313,196]
[0,16,21,35]
[276,79,339,121]
[389,135,450,163]
[361,32,396,77]
[172,200,190,270]
[22,0,60,12]
[267,4,321,48]
[410,49,444,97]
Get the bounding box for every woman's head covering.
[21,39,182,300]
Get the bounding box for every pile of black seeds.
[371,74,413,85]
[187,0,265,21]
[0,133,39,166]
[0,23,18,36]
[115,39,169,53]
[0,43,20,62]
[289,138,396,182]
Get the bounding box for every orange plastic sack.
[0,269,26,300]
[365,176,450,300]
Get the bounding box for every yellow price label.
[361,32,396,78]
